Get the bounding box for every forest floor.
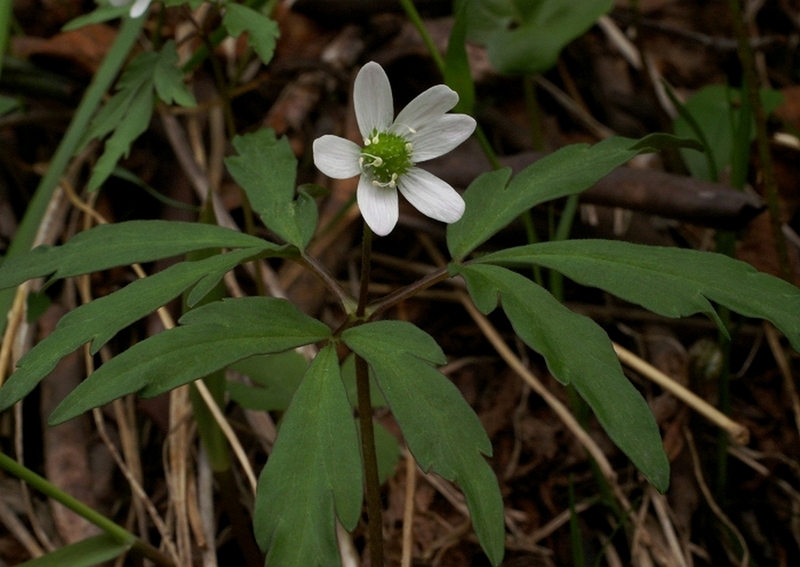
[1,0,800,566]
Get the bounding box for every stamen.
[371,173,398,188]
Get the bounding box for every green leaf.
[226,129,318,249]
[447,134,703,261]
[228,351,309,411]
[0,95,19,116]
[17,534,132,567]
[452,263,670,492]
[673,85,784,181]
[47,297,330,424]
[88,84,153,190]
[254,345,363,567]
[223,4,280,66]
[477,239,800,352]
[458,0,613,75]
[80,80,142,149]
[153,41,197,107]
[0,220,273,290]
[339,353,387,408]
[343,321,505,566]
[226,351,399,482]
[81,41,193,190]
[82,48,160,191]
[0,249,266,412]
[444,1,475,113]
[372,419,401,483]
[62,5,129,30]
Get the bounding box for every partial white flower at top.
[109,0,152,18]
[313,62,476,236]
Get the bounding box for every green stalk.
[0,15,145,337]
[398,0,501,172]
[0,451,175,567]
[355,223,384,566]
[727,0,791,281]
[397,0,444,71]
[0,0,11,78]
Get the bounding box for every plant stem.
[397,0,444,71]
[398,0,502,173]
[301,252,358,314]
[0,451,176,567]
[727,0,791,281]
[367,265,450,319]
[355,222,384,566]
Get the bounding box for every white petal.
[313,135,362,179]
[357,175,398,236]
[129,0,152,17]
[409,114,477,162]
[354,62,394,141]
[397,168,465,224]
[391,85,458,134]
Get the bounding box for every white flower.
[313,62,476,236]
[109,0,152,18]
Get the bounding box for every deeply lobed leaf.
[477,239,800,352]
[0,221,273,290]
[226,129,318,249]
[458,0,614,75]
[343,321,505,566]
[452,263,670,492]
[223,4,280,66]
[0,249,266,412]
[447,134,702,261]
[47,297,330,424]
[253,345,362,567]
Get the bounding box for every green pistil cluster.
[359,131,413,188]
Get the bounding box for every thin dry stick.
[112,398,149,538]
[0,498,44,558]
[7,179,73,556]
[527,499,593,543]
[167,385,192,567]
[196,445,219,567]
[684,425,750,567]
[0,286,27,387]
[91,407,180,564]
[650,489,689,567]
[401,449,418,567]
[763,323,800,437]
[185,465,208,551]
[613,342,750,444]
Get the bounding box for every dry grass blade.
[614,342,750,444]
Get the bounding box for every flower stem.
[355,222,384,566]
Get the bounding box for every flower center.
[359,131,413,188]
